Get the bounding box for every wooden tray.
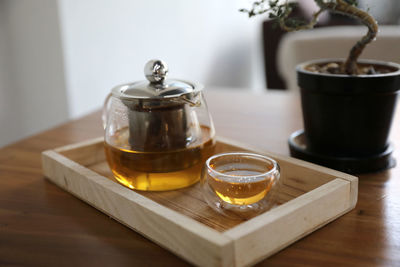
[42,137,358,267]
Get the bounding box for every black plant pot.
[289,59,400,173]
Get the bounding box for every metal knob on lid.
[112,59,199,100]
[144,59,169,84]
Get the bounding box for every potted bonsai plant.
[241,0,400,173]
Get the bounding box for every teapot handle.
[102,93,112,130]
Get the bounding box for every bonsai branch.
[241,0,379,75]
[279,5,325,32]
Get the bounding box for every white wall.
[58,0,266,118]
[360,0,400,24]
[0,0,69,147]
[0,3,13,146]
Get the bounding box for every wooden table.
[1,89,399,266]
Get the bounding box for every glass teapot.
[103,59,216,191]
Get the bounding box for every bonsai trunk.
[321,0,378,74]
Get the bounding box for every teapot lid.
[111,59,202,100]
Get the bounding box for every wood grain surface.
[1,89,400,266]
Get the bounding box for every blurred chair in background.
[277,25,400,90]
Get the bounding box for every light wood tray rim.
[42,136,358,267]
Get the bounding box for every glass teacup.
[201,152,280,219]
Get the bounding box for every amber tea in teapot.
[103,60,216,191]
[105,126,214,191]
